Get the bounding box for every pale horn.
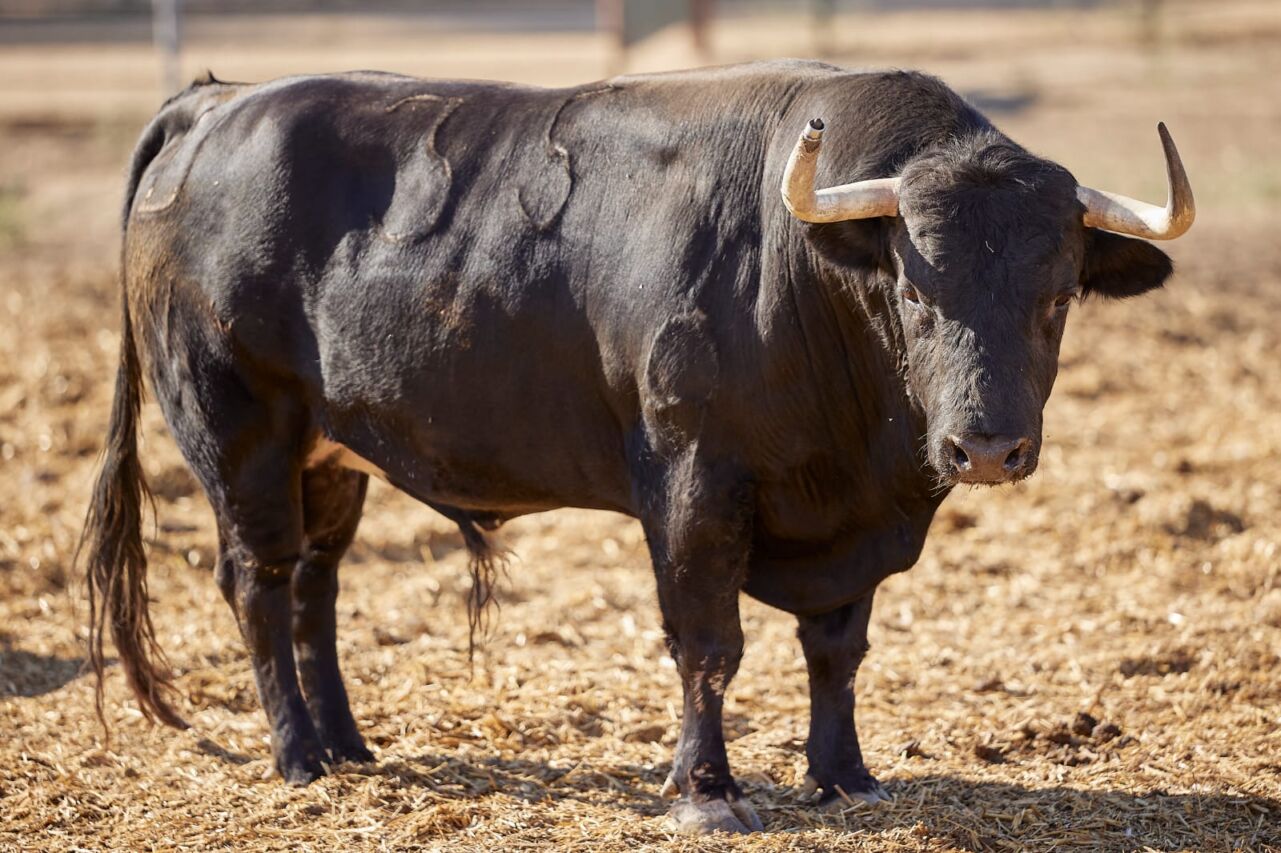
[781,118,900,223]
[1076,122,1195,240]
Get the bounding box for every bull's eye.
[900,285,923,305]
[1053,288,1081,310]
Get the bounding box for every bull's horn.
[1076,122,1195,240]
[781,118,901,223]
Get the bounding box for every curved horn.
[1076,122,1195,240]
[781,118,900,223]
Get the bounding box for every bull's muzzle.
[943,433,1034,485]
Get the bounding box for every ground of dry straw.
[2,3,1280,851]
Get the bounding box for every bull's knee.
[228,558,298,649]
[234,561,293,615]
[665,621,743,678]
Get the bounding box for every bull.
[80,61,1193,834]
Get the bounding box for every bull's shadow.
[367,754,1281,850]
[0,645,84,698]
[373,751,667,814]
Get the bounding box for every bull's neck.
[770,231,931,489]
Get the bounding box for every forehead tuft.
[898,132,1078,240]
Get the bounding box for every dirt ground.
[1,2,1279,850]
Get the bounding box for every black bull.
[81,61,1182,833]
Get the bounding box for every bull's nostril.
[1003,439,1031,472]
[952,443,970,470]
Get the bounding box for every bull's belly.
[309,398,635,518]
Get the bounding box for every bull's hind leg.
[292,465,373,763]
[152,366,326,782]
[211,449,329,785]
[207,469,327,783]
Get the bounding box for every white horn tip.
[1077,120,1193,240]
[804,118,825,141]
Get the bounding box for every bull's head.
[782,119,1194,486]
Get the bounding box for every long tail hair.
[77,110,189,734]
[78,297,187,731]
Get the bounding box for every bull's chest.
[755,460,861,544]
[752,447,930,542]
[745,461,941,615]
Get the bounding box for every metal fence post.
[152,0,183,97]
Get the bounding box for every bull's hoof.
[325,739,375,765]
[659,772,681,799]
[820,779,892,810]
[801,772,893,809]
[279,759,326,786]
[275,744,329,786]
[332,744,375,764]
[668,796,764,835]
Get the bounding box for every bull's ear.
[1081,229,1173,299]
[804,219,892,273]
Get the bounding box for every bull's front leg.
[796,593,891,807]
[638,449,763,835]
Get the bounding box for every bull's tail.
[78,99,198,733]
[79,297,187,731]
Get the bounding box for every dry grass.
[2,2,1280,850]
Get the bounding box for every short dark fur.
[81,62,1173,826]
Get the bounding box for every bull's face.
[782,120,1192,487]
[891,144,1088,485]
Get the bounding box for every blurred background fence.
[0,0,1167,95]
